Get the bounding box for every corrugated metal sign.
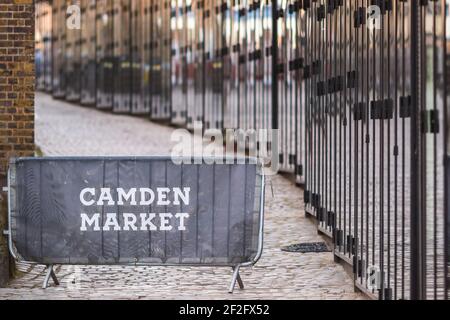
[8,157,264,266]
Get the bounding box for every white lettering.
[159,213,173,231]
[173,188,190,206]
[97,188,115,206]
[157,188,171,206]
[80,213,100,231]
[117,188,137,205]
[140,188,155,206]
[123,213,138,231]
[140,213,157,231]
[80,188,95,206]
[103,213,121,231]
[175,213,189,231]
[80,212,190,232]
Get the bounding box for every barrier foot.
[228,265,244,294]
[43,265,59,289]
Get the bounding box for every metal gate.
[33,0,450,299]
[95,0,114,109]
[80,0,97,105]
[302,0,448,300]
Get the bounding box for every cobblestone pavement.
[0,93,365,300]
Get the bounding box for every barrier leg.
[229,265,244,293]
[42,265,59,289]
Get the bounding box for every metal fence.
[33,0,449,300]
[300,0,448,300]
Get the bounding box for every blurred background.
[31,0,450,300]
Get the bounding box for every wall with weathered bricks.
[0,0,35,287]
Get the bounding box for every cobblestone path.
[0,93,365,300]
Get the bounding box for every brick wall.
[0,0,35,287]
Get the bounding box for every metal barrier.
[6,157,265,292]
[33,0,450,299]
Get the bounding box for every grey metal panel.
[11,157,262,266]
[185,1,197,129]
[102,160,120,261]
[65,0,82,102]
[80,0,97,105]
[96,0,114,109]
[148,160,166,261]
[52,0,66,98]
[238,0,248,130]
[212,164,230,260]
[197,163,214,260]
[171,0,187,126]
[142,0,152,114]
[162,0,173,120]
[165,161,183,261]
[149,0,172,120]
[179,164,198,262]
[228,163,246,260]
[122,161,150,259]
[193,0,205,126]
[112,0,132,113]
[131,0,148,115]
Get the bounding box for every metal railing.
[300,0,448,300]
[33,0,449,299]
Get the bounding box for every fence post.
[0,177,9,287]
[410,0,426,300]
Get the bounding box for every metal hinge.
[347,235,356,255]
[327,211,335,228]
[399,95,412,118]
[304,190,310,204]
[353,257,365,277]
[370,99,394,120]
[3,230,9,236]
[334,229,344,246]
[421,110,440,134]
[2,187,8,192]
[353,102,365,121]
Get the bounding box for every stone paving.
[0,92,365,300]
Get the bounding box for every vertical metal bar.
[354,0,360,281]
[94,0,98,105]
[348,0,353,258]
[387,2,392,296]
[442,0,449,301]
[379,3,385,300]
[410,0,425,301]
[393,0,398,300]
[338,1,343,252]
[343,0,347,254]
[432,0,438,300]
[359,0,365,287]
[271,0,278,130]
[401,0,406,299]
[365,0,370,292]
